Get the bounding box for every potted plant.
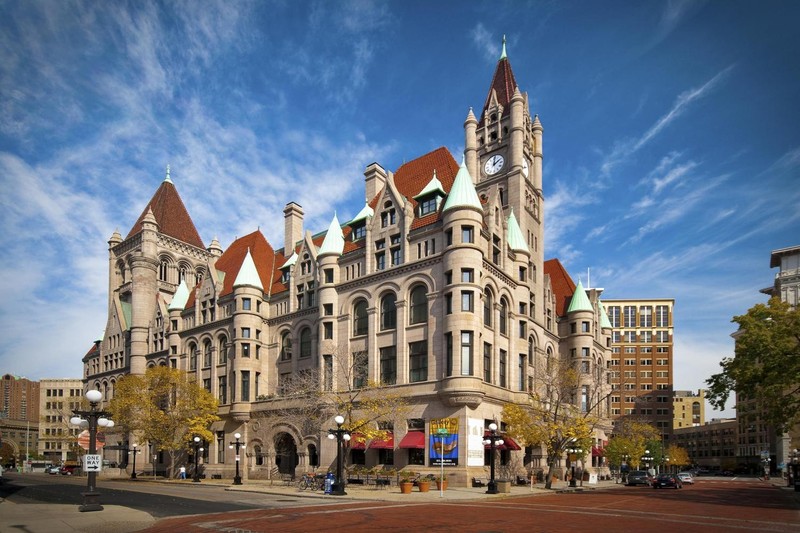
[436,473,448,491]
[417,475,431,492]
[398,470,415,494]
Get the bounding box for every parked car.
[44,465,59,474]
[677,472,695,484]
[59,465,78,475]
[626,471,652,486]
[653,473,683,489]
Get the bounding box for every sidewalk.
[0,475,619,533]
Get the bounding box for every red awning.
[483,431,522,451]
[592,446,604,457]
[348,432,394,450]
[370,433,394,450]
[398,431,425,449]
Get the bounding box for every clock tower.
[464,37,544,292]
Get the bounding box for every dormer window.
[301,254,312,275]
[381,202,396,227]
[352,223,366,240]
[419,197,437,216]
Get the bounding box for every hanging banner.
[430,417,458,466]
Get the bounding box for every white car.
[677,472,695,484]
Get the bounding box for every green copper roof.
[168,279,190,311]
[506,209,529,253]
[500,35,507,60]
[349,202,374,225]
[442,159,481,212]
[233,248,263,290]
[318,213,345,256]
[413,170,445,199]
[280,251,298,269]
[598,301,613,329]
[567,279,593,313]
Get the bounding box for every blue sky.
[1,1,798,419]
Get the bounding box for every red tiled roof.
[127,180,205,249]
[479,57,518,127]
[368,147,459,231]
[544,258,576,318]
[214,230,276,297]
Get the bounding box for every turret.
[464,108,478,182]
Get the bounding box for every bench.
[472,477,487,487]
[211,474,222,479]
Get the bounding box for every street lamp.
[326,415,351,495]
[192,436,204,483]
[566,442,583,488]
[641,449,654,473]
[129,444,140,480]
[69,389,114,512]
[483,423,504,494]
[228,432,244,485]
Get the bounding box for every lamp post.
[129,444,140,480]
[228,432,244,485]
[483,422,504,494]
[192,436,204,483]
[566,442,583,488]
[326,415,351,495]
[69,389,114,512]
[642,449,654,474]
[789,448,798,490]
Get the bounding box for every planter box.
[496,480,511,493]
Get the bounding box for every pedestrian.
[179,465,186,479]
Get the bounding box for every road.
[140,476,800,533]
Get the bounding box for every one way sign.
[84,454,102,472]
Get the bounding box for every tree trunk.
[545,457,557,489]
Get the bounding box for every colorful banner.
[430,417,458,466]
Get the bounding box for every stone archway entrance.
[274,433,298,475]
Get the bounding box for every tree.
[602,420,660,470]
[502,356,610,489]
[109,366,219,477]
[665,444,690,471]
[253,346,409,468]
[706,297,800,433]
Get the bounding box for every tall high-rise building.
[84,42,614,484]
[603,299,675,439]
[1,374,39,423]
[38,378,84,463]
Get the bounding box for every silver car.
[677,472,694,484]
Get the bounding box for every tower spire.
[500,34,507,60]
[165,164,172,183]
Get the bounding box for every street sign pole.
[436,428,447,498]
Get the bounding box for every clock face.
[484,154,505,175]
[522,158,530,178]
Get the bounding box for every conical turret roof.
[168,280,190,311]
[233,248,264,290]
[318,213,345,256]
[567,279,593,313]
[506,209,529,253]
[442,159,481,212]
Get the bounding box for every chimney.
[283,202,304,257]
[364,162,387,202]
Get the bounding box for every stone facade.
[85,45,614,485]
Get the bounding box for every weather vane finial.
[501,34,507,60]
[165,164,172,183]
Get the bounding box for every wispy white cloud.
[601,66,734,180]
[470,23,500,63]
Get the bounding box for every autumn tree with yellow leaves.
[109,366,219,478]
[502,356,610,489]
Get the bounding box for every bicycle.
[298,472,324,491]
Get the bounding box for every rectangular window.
[217,431,225,463]
[380,346,397,385]
[203,378,211,392]
[519,320,526,338]
[461,331,473,376]
[323,354,333,391]
[623,306,636,327]
[391,247,401,266]
[655,331,669,343]
[461,225,474,243]
[612,331,621,343]
[519,354,526,390]
[499,349,507,387]
[461,268,474,283]
[242,343,250,357]
[323,321,333,340]
[352,224,366,240]
[376,252,385,270]
[461,291,474,312]
[640,359,652,366]
[582,347,590,357]
[608,306,620,328]
[655,305,669,327]
[241,371,250,402]
[581,321,590,332]
[419,197,437,216]
[445,293,453,314]
[324,268,334,283]
[639,306,653,327]
[445,229,452,246]
[323,303,333,316]
[242,327,251,338]
[483,342,492,383]
[353,352,368,388]
[218,376,227,404]
[409,341,428,382]
[445,333,453,376]
[242,298,251,310]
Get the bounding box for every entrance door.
[274,433,298,474]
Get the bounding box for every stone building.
[38,378,84,464]
[84,43,614,485]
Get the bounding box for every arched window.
[483,288,493,327]
[280,331,292,361]
[203,340,212,368]
[353,300,368,336]
[499,299,508,335]
[254,445,264,466]
[299,327,312,358]
[409,285,428,325]
[178,263,189,283]
[380,293,397,330]
[188,342,197,370]
[159,258,169,282]
[218,335,228,364]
